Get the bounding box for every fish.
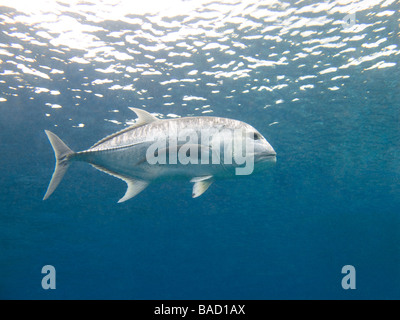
[43,108,276,202]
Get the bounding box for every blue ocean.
[1,0,399,300]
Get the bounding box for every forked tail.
[43,130,74,200]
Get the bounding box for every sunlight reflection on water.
[0,0,398,127]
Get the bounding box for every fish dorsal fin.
[90,108,159,149]
[118,178,150,203]
[128,107,159,125]
[190,175,214,198]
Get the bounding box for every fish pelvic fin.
[43,130,75,200]
[191,175,214,198]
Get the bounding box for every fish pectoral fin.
[118,178,150,203]
[128,107,159,125]
[190,176,214,198]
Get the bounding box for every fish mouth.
[261,151,277,157]
[256,152,277,161]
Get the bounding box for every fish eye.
[251,132,262,140]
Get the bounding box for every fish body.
[43,108,276,202]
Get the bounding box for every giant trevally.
[43,108,276,202]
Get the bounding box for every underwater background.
[0,0,399,299]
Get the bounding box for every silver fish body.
[43,108,276,202]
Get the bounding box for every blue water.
[1,0,399,299]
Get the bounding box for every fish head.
[228,123,276,161]
[247,128,277,165]
[221,123,276,176]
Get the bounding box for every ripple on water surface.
[0,0,398,128]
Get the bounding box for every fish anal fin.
[90,164,149,203]
[118,178,149,203]
[191,176,214,198]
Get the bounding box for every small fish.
[43,108,276,202]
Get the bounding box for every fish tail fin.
[43,130,75,200]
